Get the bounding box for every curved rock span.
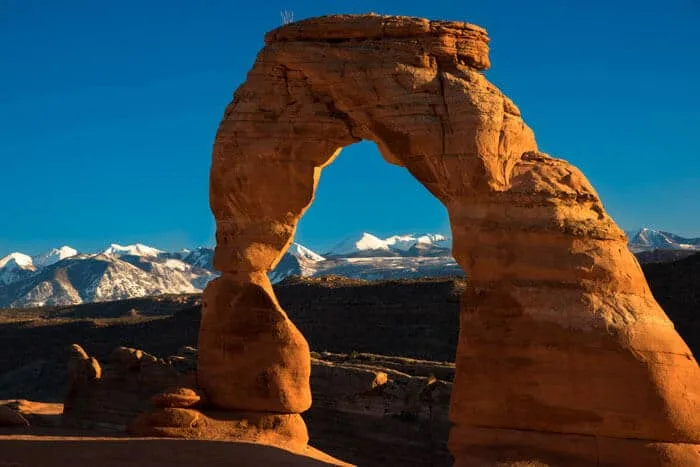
[185,14,697,466]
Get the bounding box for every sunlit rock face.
[202,14,699,465]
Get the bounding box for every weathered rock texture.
[61,345,451,463]
[62,345,192,430]
[203,13,700,466]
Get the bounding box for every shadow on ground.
[0,436,344,466]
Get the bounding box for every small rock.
[152,386,204,408]
[128,407,202,436]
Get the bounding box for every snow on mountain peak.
[288,243,325,262]
[383,234,418,251]
[628,227,700,252]
[0,252,34,269]
[57,245,77,255]
[32,246,78,268]
[384,233,449,251]
[102,243,163,257]
[417,233,448,244]
[325,232,452,257]
[0,252,36,286]
[326,232,390,256]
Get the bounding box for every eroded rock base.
[129,408,309,451]
[449,426,700,467]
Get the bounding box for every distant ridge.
[0,227,697,308]
[627,228,700,253]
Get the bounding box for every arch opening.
[279,138,463,354]
[271,140,463,465]
[288,139,455,272]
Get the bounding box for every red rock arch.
[200,14,699,466]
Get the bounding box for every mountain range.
[626,228,700,252]
[1,228,698,308]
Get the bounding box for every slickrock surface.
[0,400,62,428]
[129,408,310,450]
[204,13,699,466]
[2,399,348,466]
[0,435,351,467]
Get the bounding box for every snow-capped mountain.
[384,233,450,251]
[0,243,214,308]
[0,234,460,305]
[2,227,698,308]
[0,253,36,286]
[32,246,78,268]
[627,228,700,253]
[326,232,393,257]
[0,254,199,308]
[0,253,34,270]
[102,243,163,257]
[270,234,456,284]
[324,232,450,258]
[288,242,326,262]
[269,243,326,284]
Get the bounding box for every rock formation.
[62,344,190,429]
[196,13,700,465]
[61,345,451,463]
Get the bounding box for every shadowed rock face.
[201,13,700,465]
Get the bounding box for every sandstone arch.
[200,15,699,466]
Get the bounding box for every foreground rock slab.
[202,12,699,466]
[0,435,351,467]
[129,408,309,451]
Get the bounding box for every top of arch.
[264,13,491,70]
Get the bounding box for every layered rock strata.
[202,13,699,466]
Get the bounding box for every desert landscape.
[2,7,699,467]
[0,253,699,465]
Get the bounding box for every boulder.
[152,387,204,409]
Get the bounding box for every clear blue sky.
[1,0,699,256]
